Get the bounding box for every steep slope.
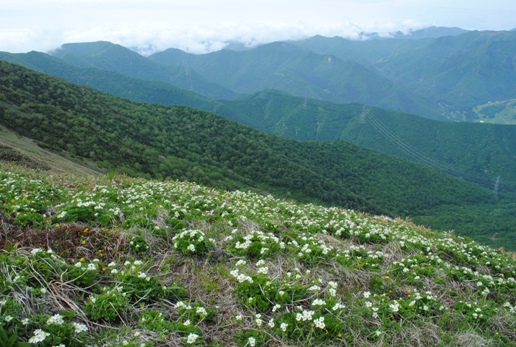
[0,124,103,176]
[0,61,494,219]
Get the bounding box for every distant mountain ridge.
[295,30,516,120]
[38,28,516,123]
[50,41,237,100]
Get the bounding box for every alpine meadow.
[1,25,516,347]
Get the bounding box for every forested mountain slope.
[296,30,516,121]
[2,52,515,194]
[216,91,516,192]
[50,41,237,100]
[149,41,439,118]
[0,50,215,110]
[0,61,493,217]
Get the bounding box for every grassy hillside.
[0,125,104,176]
[0,163,515,346]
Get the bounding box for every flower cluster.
[172,229,213,256]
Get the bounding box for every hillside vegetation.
[2,61,516,249]
[0,163,515,346]
[0,61,494,217]
[3,51,515,192]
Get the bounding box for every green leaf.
[0,326,9,344]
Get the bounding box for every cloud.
[1,0,515,55]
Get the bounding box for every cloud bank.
[1,0,515,55]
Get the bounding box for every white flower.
[4,315,13,322]
[312,298,326,306]
[363,291,371,298]
[196,307,208,316]
[296,310,314,322]
[313,316,325,329]
[72,322,88,333]
[87,263,97,271]
[248,336,256,347]
[186,333,199,344]
[235,259,247,266]
[333,302,345,310]
[257,266,268,274]
[47,314,64,325]
[28,329,50,343]
[280,322,288,332]
[187,244,196,252]
[236,315,243,321]
[22,318,30,325]
[268,318,275,328]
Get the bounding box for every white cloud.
[1,0,515,55]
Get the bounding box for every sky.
[1,0,515,55]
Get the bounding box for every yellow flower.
[384,275,389,279]
[81,240,86,245]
